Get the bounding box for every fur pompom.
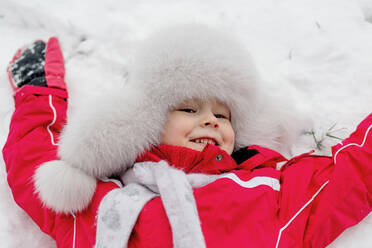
[34,160,97,213]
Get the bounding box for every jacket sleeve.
[2,86,121,243]
[278,113,372,248]
[2,85,68,236]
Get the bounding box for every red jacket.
[3,85,372,247]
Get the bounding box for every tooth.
[192,138,217,145]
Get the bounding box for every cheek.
[161,114,192,145]
[161,122,178,145]
[223,124,235,152]
[224,124,235,142]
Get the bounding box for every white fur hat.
[34,24,298,213]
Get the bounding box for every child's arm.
[2,39,120,245]
[2,38,70,236]
[2,85,67,236]
[278,113,372,247]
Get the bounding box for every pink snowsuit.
[2,85,372,247]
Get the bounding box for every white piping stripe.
[275,180,329,248]
[334,124,372,164]
[71,212,77,248]
[275,122,371,247]
[48,95,77,247]
[47,95,57,146]
[219,174,280,191]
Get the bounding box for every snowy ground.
[0,0,372,247]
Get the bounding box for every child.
[3,24,372,248]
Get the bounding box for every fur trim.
[58,24,300,181]
[58,86,159,177]
[34,160,97,213]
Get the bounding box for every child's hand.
[7,37,66,92]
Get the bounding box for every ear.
[34,160,97,213]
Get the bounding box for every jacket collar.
[136,144,287,174]
[238,145,287,171]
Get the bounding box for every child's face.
[161,98,235,154]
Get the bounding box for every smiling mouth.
[190,138,218,146]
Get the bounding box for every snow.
[0,0,371,247]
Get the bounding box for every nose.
[201,112,219,128]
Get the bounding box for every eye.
[179,108,196,113]
[214,113,228,119]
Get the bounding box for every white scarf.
[95,160,218,248]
